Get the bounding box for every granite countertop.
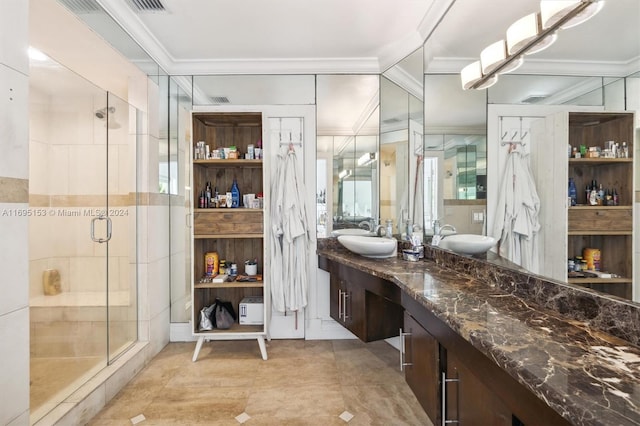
[317,240,640,426]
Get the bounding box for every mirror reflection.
[424,0,639,302]
[381,47,424,237]
[316,75,380,236]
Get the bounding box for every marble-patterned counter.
[317,238,640,426]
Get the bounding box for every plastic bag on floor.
[199,304,215,331]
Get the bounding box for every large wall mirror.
[381,47,424,237]
[316,75,380,236]
[424,0,640,301]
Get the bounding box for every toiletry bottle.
[568,178,577,206]
[585,185,590,205]
[598,184,604,206]
[231,178,240,208]
[385,219,394,239]
[205,182,211,208]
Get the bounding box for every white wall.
[0,0,30,424]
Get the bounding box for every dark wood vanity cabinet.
[444,349,512,426]
[320,256,403,342]
[329,275,366,338]
[402,311,440,424]
[401,292,569,426]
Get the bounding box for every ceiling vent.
[126,0,166,13]
[521,95,548,104]
[57,0,102,14]
[209,96,230,104]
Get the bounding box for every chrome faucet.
[432,223,456,246]
[438,224,457,235]
[373,224,386,237]
[358,220,373,231]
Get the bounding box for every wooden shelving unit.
[190,111,268,361]
[566,112,634,300]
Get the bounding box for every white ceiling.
[41,0,639,142]
[88,0,640,76]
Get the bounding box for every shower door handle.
[90,214,112,243]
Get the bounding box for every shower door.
[28,57,137,421]
[104,93,138,362]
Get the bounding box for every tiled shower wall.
[0,0,30,424]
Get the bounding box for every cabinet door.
[328,275,366,339]
[344,279,365,339]
[403,312,440,425]
[329,275,342,324]
[445,350,512,426]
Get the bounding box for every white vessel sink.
[331,228,374,237]
[337,235,397,258]
[438,234,496,255]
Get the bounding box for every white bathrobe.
[493,149,541,273]
[270,145,309,312]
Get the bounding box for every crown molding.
[95,0,174,73]
[428,56,640,77]
[418,0,457,42]
[383,67,424,100]
[168,57,382,75]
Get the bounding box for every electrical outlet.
[471,210,484,224]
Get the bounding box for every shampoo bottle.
[231,178,240,208]
[568,178,577,206]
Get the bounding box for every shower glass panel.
[28,55,137,421]
[106,93,138,362]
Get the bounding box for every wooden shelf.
[195,281,264,289]
[194,324,264,334]
[568,278,632,284]
[568,205,632,210]
[193,159,262,167]
[569,157,632,165]
[194,208,263,213]
[568,230,631,236]
[194,233,263,239]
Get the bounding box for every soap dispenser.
[385,219,394,239]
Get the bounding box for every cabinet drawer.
[194,209,263,235]
[568,207,632,233]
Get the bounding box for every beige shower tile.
[0,177,28,203]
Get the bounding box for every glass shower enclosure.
[28,54,138,422]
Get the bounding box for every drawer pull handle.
[596,211,605,216]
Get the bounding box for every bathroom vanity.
[318,238,640,426]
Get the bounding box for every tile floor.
[89,339,433,425]
[31,356,104,412]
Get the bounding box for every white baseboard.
[304,318,357,340]
[170,317,358,342]
[170,322,197,342]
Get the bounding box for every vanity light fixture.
[357,152,377,166]
[461,0,604,90]
[28,47,48,61]
[507,13,558,55]
[461,61,498,90]
[540,0,604,30]
[480,40,524,75]
[338,169,352,179]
